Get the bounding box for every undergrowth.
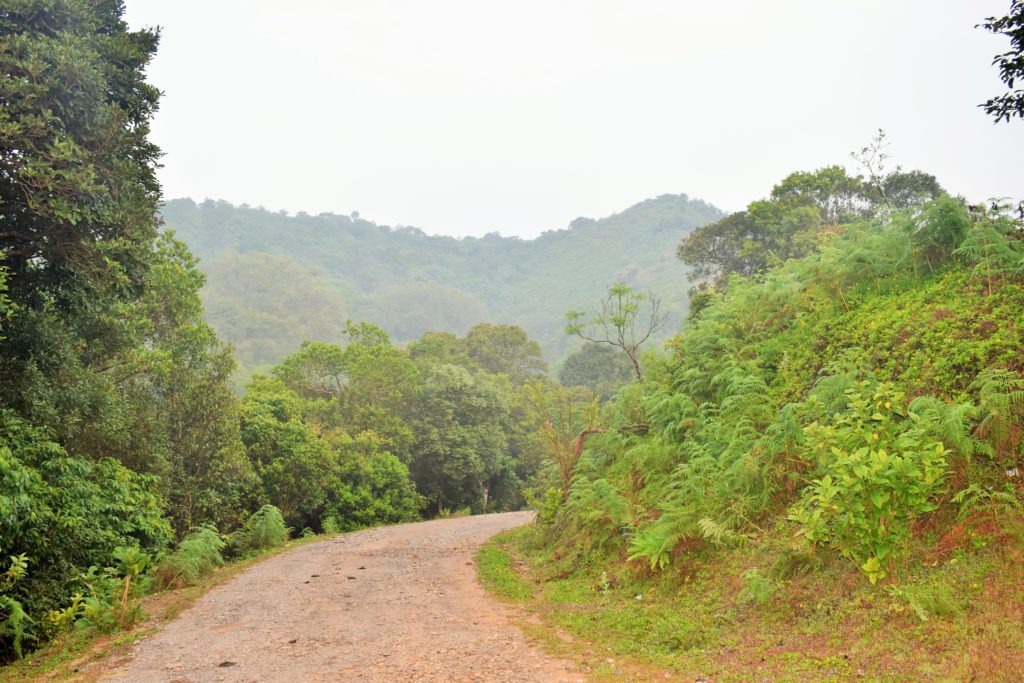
[481,520,1024,682]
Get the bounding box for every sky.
[125,1,1024,239]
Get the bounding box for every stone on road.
[100,511,580,682]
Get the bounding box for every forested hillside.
[160,194,722,370]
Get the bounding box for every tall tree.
[0,0,166,458]
[408,364,511,513]
[0,0,162,303]
[273,323,419,457]
[558,342,635,399]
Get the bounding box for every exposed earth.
[97,512,582,682]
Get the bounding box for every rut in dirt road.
[99,511,582,683]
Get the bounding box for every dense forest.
[160,193,721,371]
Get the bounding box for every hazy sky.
[125,1,1024,239]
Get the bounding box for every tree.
[0,261,11,341]
[0,0,165,455]
[558,343,634,399]
[408,364,511,514]
[465,323,547,383]
[127,233,257,535]
[770,166,868,224]
[979,1,1024,123]
[407,331,473,368]
[273,323,419,457]
[0,0,161,305]
[849,130,945,210]
[676,201,820,288]
[878,170,945,209]
[521,380,602,488]
[566,283,667,382]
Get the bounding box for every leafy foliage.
[677,164,943,288]
[558,343,635,399]
[979,0,1024,123]
[542,168,1024,589]
[155,526,225,588]
[789,382,949,583]
[566,282,668,382]
[409,364,513,514]
[226,505,288,557]
[0,411,171,658]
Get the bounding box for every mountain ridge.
[160,193,724,369]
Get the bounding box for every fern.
[0,555,34,659]
[908,396,980,458]
[227,505,289,557]
[697,517,752,546]
[156,525,225,587]
[971,368,1024,462]
[562,477,632,553]
[953,217,1024,294]
[627,524,680,570]
[951,484,1022,522]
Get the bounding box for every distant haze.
[126,0,1024,239]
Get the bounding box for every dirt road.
[98,512,580,683]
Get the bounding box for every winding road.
[98,512,581,682]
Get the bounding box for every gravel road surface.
[99,511,580,683]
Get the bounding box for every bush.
[790,383,948,583]
[156,526,225,588]
[0,412,172,661]
[227,505,288,557]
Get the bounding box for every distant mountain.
[161,194,723,370]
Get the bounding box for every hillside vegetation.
[490,166,1024,680]
[160,193,722,370]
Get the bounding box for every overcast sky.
[125,1,1024,239]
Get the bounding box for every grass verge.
[479,521,1024,682]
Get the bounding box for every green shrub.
[790,383,949,583]
[0,412,172,660]
[227,505,288,557]
[0,555,32,658]
[156,526,225,588]
[46,546,154,637]
[534,486,563,526]
[321,515,342,534]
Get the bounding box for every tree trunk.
[626,349,643,383]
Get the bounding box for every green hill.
[160,194,723,370]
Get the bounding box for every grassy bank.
[479,523,1024,682]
